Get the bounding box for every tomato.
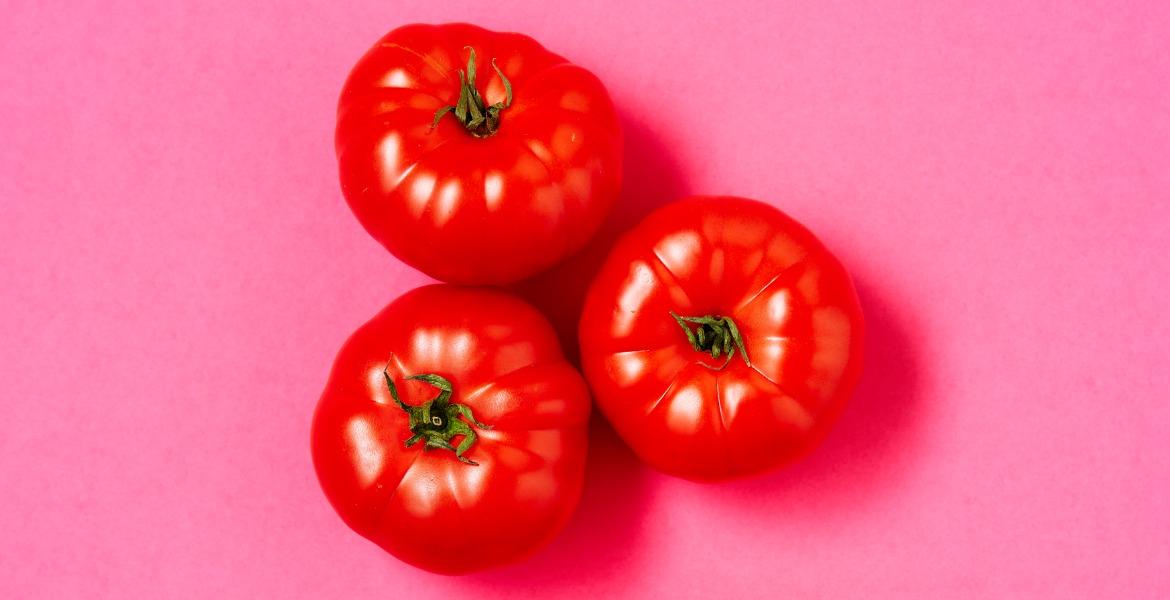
[578,197,864,481]
[311,285,591,574]
[336,23,622,284]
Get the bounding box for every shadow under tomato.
[460,418,653,591]
[690,274,926,515]
[510,111,690,363]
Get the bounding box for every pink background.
[2,1,1168,597]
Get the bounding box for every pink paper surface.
[2,1,1168,597]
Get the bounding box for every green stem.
[670,312,752,370]
[431,47,513,138]
[383,366,493,465]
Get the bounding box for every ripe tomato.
[311,285,591,574]
[336,23,622,284]
[578,197,864,481]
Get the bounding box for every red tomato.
[336,23,622,284]
[578,197,864,481]
[311,285,591,574]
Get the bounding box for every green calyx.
[670,312,752,371]
[431,47,514,138]
[383,368,493,465]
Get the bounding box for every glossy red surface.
[336,23,622,284]
[311,286,590,574]
[579,197,864,481]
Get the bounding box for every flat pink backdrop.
[2,1,1168,597]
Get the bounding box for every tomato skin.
[578,197,864,482]
[336,23,622,284]
[311,285,590,574]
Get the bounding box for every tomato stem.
[383,367,493,465]
[431,47,513,138]
[670,312,752,370]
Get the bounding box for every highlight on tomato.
[578,196,864,481]
[335,23,622,284]
[311,285,591,574]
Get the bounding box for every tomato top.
[311,285,591,573]
[336,23,622,284]
[579,197,865,481]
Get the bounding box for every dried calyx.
[384,368,493,465]
[431,47,513,138]
[670,312,752,371]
